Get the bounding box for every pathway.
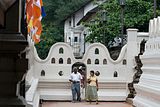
[42,102,132,107]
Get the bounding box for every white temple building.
[25,1,160,107]
[64,0,106,57]
[1,0,160,107]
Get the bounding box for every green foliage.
[35,0,89,59]
[84,0,160,46]
[35,24,63,59]
[42,0,89,24]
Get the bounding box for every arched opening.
[87,58,91,64]
[59,47,64,54]
[67,58,71,64]
[95,48,99,54]
[41,70,45,76]
[59,58,63,64]
[114,71,118,77]
[103,59,107,64]
[72,62,86,74]
[95,59,99,64]
[51,58,55,64]
[123,59,127,65]
[72,62,87,99]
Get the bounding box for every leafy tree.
[84,0,160,47]
[35,24,63,59]
[42,0,89,24]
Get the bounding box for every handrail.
[26,78,39,102]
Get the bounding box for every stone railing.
[144,17,160,56]
[133,17,160,107]
[26,78,39,107]
[125,30,149,105]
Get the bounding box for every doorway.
[72,62,87,100]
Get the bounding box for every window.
[41,70,45,76]
[95,71,100,76]
[103,59,107,64]
[73,15,75,27]
[67,58,71,64]
[59,47,64,54]
[95,59,99,64]
[123,59,127,65]
[74,37,78,42]
[58,71,63,76]
[87,59,91,64]
[114,71,118,77]
[69,20,71,26]
[51,58,55,64]
[95,48,99,54]
[59,58,63,64]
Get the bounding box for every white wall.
[84,0,105,16]
[133,17,160,107]
[74,9,84,26]
[82,43,128,101]
[33,43,76,80]
[82,43,127,80]
[34,43,128,101]
[27,40,131,101]
[26,26,151,107]
[84,1,97,16]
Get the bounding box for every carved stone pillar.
[0,34,28,107]
[0,0,28,106]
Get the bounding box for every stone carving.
[139,39,147,55]
[127,55,143,98]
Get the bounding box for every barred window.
[59,58,63,64]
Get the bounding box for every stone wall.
[32,42,128,101]
[26,29,149,107]
[133,17,160,107]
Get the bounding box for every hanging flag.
[26,0,46,44]
[40,0,46,17]
[26,0,33,33]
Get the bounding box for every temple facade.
[1,0,160,107]
[25,28,148,107]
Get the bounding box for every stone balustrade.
[26,79,40,107]
[133,16,160,107]
[144,17,160,56]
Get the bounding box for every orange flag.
[26,0,45,44]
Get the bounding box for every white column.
[153,18,158,38]
[157,17,160,38]
[126,29,138,82]
[70,31,74,46]
[145,19,154,55]
[149,19,154,38]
